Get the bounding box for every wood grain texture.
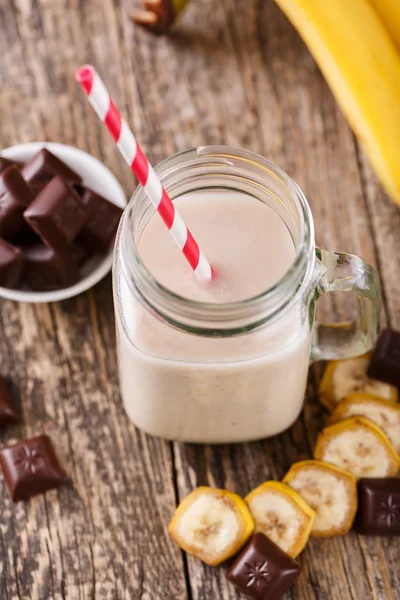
[0,0,398,598]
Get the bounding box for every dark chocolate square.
[21,149,81,185]
[29,181,49,199]
[0,377,20,427]
[72,183,86,197]
[77,189,123,254]
[13,223,42,247]
[0,238,24,288]
[0,166,33,240]
[226,533,301,600]
[0,435,67,501]
[70,240,93,267]
[367,329,400,388]
[23,244,80,291]
[0,157,17,174]
[355,478,400,536]
[23,177,88,252]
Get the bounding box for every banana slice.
[330,393,400,454]
[245,481,315,557]
[283,460,357,537]
[319,354,398,411]
[168,487,254,566]
[314,416,400,479]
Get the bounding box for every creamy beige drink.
[115,192,312,443]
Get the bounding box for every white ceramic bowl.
[0,142,126,303]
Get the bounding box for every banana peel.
[368,0,400,52]
[168,487,254,566]
[274,0,400,205]
[245,481,315,557]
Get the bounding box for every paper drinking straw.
[75,65,213,282]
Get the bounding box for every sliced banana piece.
[314,416,400,479]
[245,481,315,557]
[319,354,398,411]
[283,460,357,537]
[168,487,254,566]
[330,393,400,454]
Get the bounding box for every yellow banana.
[274,0,400,205]
[368,0,400,51]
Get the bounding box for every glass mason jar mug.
[113,146,380,444]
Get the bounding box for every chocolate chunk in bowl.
[0,157,18,174]
[0,166,33,240]
[69,240,94,267]
[21,148,81,185]
[77,188,124,254]
[0,238,24,288]
[23,244,80,291]
[23,176,88,252]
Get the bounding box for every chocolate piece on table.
[226,533,301,600]
[23,244,80,291]
[0,238,24,288]
[355,478,400,536]
[0,434,67,501]
[0,376,20,427]
[0,166,33,240]
[0,157,17,174]
[24,177,88,252]
[21,149,81,185]
[77,188,123,254]
[367,329,400,388]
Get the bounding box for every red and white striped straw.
[75,65,213,281]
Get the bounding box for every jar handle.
[311,248,380,362]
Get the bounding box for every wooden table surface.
[0,0,399,598]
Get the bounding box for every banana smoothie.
[115,191,312,443]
